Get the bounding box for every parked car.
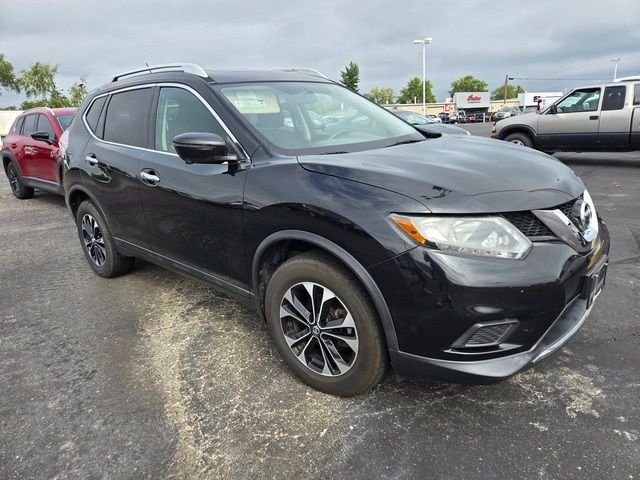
[387,108,470,136]
[520,105,538,114]
[63,63,609,396]
[425,114,442,123]
[492,106,521,122]
[467,111,488,123]
[450,110,467,123]
[2,107,75,199]
[493,79,640,151]
[438,112,451,123]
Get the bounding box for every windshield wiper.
[386,139,423,147]
[319,150,349,155]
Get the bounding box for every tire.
[75,200,135,278]
[265,251,388,396]
[504,132,533,147]
[6,161,35,199]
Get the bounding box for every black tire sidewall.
[75,201,120,277]
[7,161,34,199]
[265,253,387,396]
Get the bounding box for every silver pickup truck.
[492,77,640,152]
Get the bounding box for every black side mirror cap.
[31,131,53,144]
[172,132,239,164]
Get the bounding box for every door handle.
[140,169,160,186]
[85,154,98,166]
[589,115,599,120]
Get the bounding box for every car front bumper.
[368,219,610,383]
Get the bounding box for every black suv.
[64,63,609,396]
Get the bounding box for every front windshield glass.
[218,82,422,155]
[55,115,74,131]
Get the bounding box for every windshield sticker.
[223,88,281,114]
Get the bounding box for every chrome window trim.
[81,82,249,160]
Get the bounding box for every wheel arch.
[2,151,19,175]
[66,185,114,234]
[252,230,399,352]
[498,124,538,144]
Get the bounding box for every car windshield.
[55,115,74,131]
[217,82,422,155]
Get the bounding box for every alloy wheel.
[510,139,524,145]
[81,214,107,267]
[280,282,359,376]
[7,165,19,193]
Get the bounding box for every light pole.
[611,58,621,80]
[413,37,432,115]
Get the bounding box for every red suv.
[2,107,75,199]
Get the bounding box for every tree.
[365,86,395,105]
[491,84,525,100]
[397,77,435,104]
[448,75,488,97]
[340,61,360,92]
[67,77,88,106]
[0,54,19,94]
[17,62,87,109]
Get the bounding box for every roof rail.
[273,67,329,79]
[613,75,640,83]
[112,63,208,82]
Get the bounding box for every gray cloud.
[1,0,638,106]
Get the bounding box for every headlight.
[391,214,532,259]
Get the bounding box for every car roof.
[20,107,76,117]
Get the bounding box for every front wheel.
[265,251,388,396]
[75,201,135,278]
[6,161,34,199]
[504,132,533,147]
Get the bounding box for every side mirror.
[31,131,52,144]
[172,132,238,164]
[548,104,557,114]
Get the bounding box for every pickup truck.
[492,78,640,152]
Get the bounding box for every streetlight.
[413,37,432,115]
[611,58,621,80]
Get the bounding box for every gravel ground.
[1,135,639,479]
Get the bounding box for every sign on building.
[454,92,490,109]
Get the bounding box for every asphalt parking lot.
[1,129,639,479]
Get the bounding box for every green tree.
[67,77,88,106]
[397,77,435,104]
[448,75,488,97]
[365,86,395,104]
[340,61,360,92]
[491,84,525,100]
[17,62,87,109]
[0,54,19,94]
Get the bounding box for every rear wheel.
[265,251,388,396]
[6,161,34,199]
[75,200,135,278]
[504,132,533,147]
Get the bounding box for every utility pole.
[611,58,621,80]
[413,37,432,115]
[503,74,509,105]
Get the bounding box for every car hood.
[298,135,584,213]
[414,124,470,136]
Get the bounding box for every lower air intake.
[452,320,519,349]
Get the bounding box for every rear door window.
[634,84,640,106]
[602,85,626,111]
[37,114,55,138]
[22,114,38,136]
[103,88,153,148]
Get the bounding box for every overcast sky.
[1,0,639,106]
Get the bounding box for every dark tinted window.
[154,87,226,153]
[634,84,640,106]
[602,85,626,111]
[56,114,74,131]
[103,88,153,147]
[14,116,24,134]
[37,114,55,138]
[85,96,107,135]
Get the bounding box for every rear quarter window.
[13,116,25,134]
[103,88,153,148]
[22,115,38,136]
[84,96,107,136]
